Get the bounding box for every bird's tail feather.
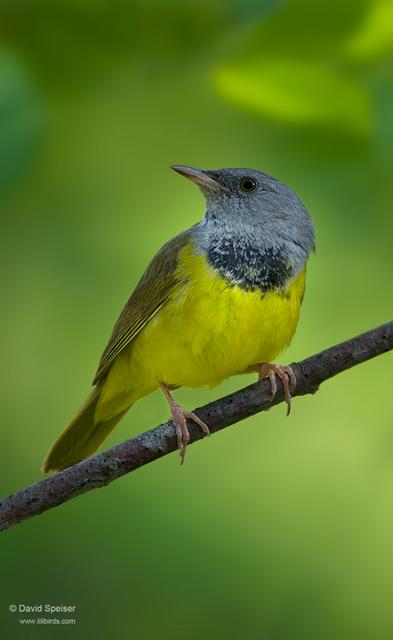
[42,387,129,473]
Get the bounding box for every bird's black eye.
[239,177,257,193]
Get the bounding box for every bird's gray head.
[171,165,315,291]
[171,165,315,255]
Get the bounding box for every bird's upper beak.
[171,165,224,191]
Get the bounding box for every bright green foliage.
[215,60,371,135]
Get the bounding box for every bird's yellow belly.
[126,248,306,392]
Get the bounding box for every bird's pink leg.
[251,363,296,416]
[160,385,210,464]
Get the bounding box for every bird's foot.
[160,385,210,464]
[255,363,296,416]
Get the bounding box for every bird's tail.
[42,387,128,473]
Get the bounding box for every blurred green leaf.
[214,59,371,136]
[344,0,393,61]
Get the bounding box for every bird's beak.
[171,165,223,191]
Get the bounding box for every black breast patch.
[206,239,294,292]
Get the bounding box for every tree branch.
[1,321,392,532]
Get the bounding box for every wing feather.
[93,230,191,384]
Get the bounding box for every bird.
[42,165,315,472]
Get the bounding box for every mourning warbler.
[43,165,315,472]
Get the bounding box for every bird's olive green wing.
[93,230,192,385]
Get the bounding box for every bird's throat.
[205,236,295,292]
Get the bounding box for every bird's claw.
[171,405,210,464]
[257,363,296,416]
[160,385,210,463]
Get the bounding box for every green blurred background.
[1,1,393,638]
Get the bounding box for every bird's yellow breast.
[124,243,306,394]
